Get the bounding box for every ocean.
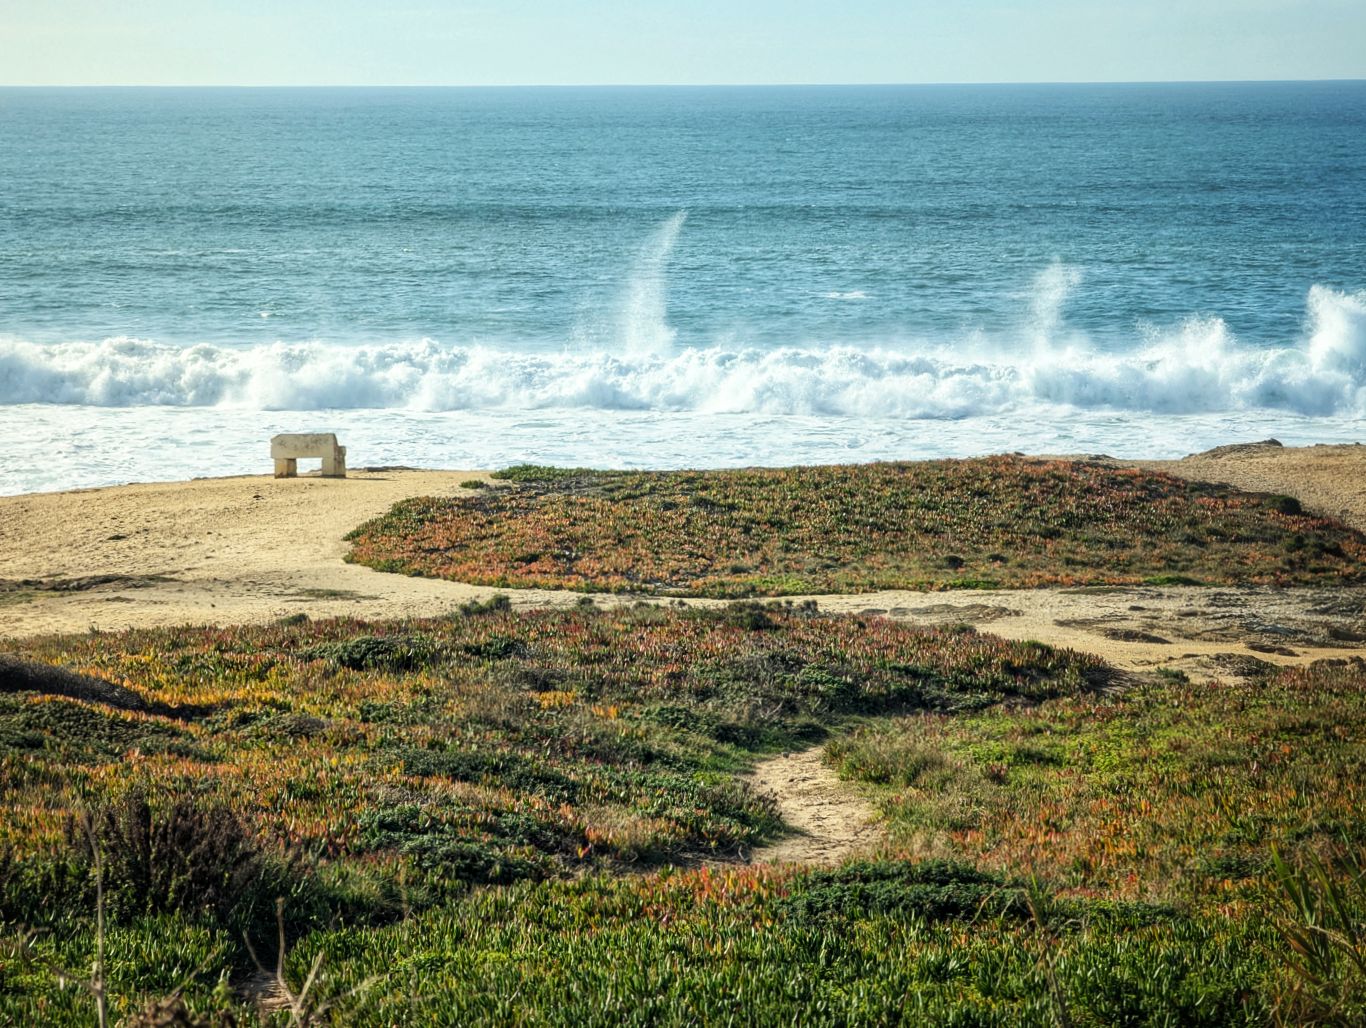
[1,83,1363,494]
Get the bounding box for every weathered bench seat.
[271,433,347,478]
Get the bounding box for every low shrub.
[76,790,295,932]
[828,730,948,786]
[304,633,437,672]
[457,594,512,617]
[780,859,1029,923]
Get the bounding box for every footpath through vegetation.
[2,599,1364,1023]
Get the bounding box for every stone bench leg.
[322,447,347,478]
[274,458,297,478]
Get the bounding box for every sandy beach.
[2,442,1364,679]
[1119,440,1366,533]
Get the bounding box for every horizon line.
[2,77,1364,90]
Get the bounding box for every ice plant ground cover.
[344,458,1366,596]
[829,657,1366,907]
[0,603,1104,868]
[1,604,1364,1023]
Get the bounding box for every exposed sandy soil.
[748,746,880,865]
[0,468,539,636]
[1117,440,1366,533]
[2,444,1364,689]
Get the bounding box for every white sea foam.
[2,286,1363,419]
[4,399,1360,498]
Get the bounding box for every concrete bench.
[271,433,347,478]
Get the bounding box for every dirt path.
[815,583,1366,684]
[1,444,1363,684]
[0,469,582,637]
[748,746,881,865]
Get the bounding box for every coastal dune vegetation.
[3,603,1107,884]
[344,458,1366,596]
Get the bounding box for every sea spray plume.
[1307,285,1366,376]
[1029,262,1083,351]
[620,211,687,354]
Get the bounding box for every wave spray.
[620,211,687,354]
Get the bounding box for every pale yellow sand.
[748,745,880,865]
[2,443,1363,680]
[1118,440,1366,533]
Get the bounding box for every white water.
[1,262,1363,494]
[2,285,1362,417]
[3,401,1360,497]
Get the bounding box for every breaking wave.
[1,285,1362,418]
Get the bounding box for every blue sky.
[2,0,1363,85]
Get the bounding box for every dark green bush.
[716,602,780,631]
[394,745,579,803]
[1268,495,1303,516]
[461,635,526,660]
[0,694,192,764]
[489,464,599,484]
[458,594,512,616]
[305,633,436,672]
[356,805,554,886]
